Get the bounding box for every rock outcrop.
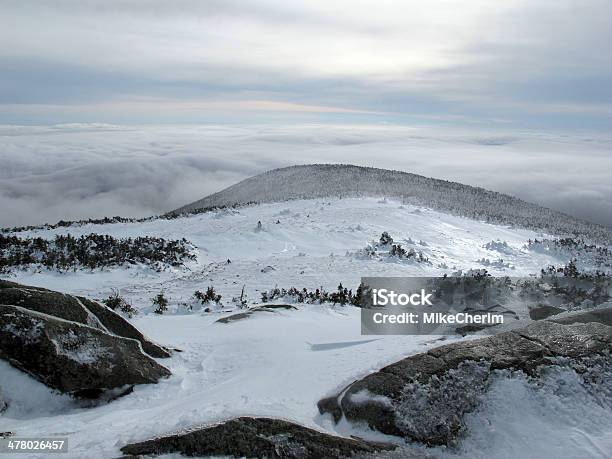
[0,280,171,398]
[551,307,612,326]
[0,304,171,397]
[120,417,396,459]
[0,280,169,358]
[528,304,565,320]
[216,304,298,324]
[318,308,612,446]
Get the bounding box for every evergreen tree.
[152,291,169,314]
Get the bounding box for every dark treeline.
[1,203,254,235]
[1,216,154,234]
[0,233,196,272]
[260,283,368,306]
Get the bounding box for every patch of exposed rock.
[0,280,169,357]
[0,280,171,398]
[551,307,612,326]
[0,304,171,397]
[528,304,565,320]
[318,308,612,446]
[216,304,298,324]
[120,417,396,458]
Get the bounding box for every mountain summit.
[170,164,610,243]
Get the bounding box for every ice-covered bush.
[102,289,136,318]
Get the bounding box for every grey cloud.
[1,124,611,229]
[0,157,262,227]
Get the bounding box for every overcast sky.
[2,0,611,127]
[0,1,611,228]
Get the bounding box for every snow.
[51,330,112,365]
[5,197,564,306]
[0,305,455,458]
[434,361,612,459]
[2,316,44,343]
[0,360,77,419]
[169,164,612,244]
[348,390,394,408]
[372,361,612,459]
[1,197,610,458]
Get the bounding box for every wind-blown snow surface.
[169,164,612,244]
[438,366,612,459]
[4,197,567,302]
[1,197,609,458]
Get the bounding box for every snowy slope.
[170,165,612,244]
[4,197,571,305]
[1,196,610,458]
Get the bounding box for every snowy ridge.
[170,164,612,244]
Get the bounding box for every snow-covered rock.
[318,309,612,446]
[0,304,171,397]
[120,416,397,459]
[0,280,169,358]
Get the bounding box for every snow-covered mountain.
[1,166,611,459]
[170,164,612,244]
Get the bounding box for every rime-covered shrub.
[152,292,169,315]
[528,238,612,273]
[484,240,515,255]
[379,231,393,245]
[478,258,513,269]
[260,282,363,306]
[395,361,491,445]
[354,232,429,264]
[102,289,136,317]
[0,233,196,272]
[194,287,222,305]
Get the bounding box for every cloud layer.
[1,124,611,228]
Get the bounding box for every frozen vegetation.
[527,237,612,272]
[0,233,195,273]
